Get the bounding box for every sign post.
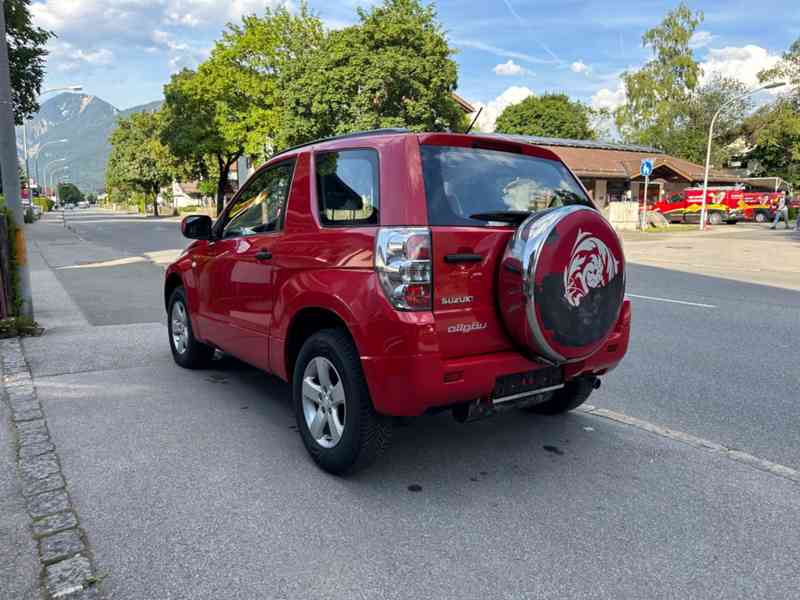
[640,159,654,231]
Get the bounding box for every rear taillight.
[375,227,432,311]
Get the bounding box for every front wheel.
[708,212,723,226]
[293,329,392,475]
[754,212,767,223]
[526,377,596,415]
[168,287,215,369]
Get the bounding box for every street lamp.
[19,86,82,192]
[50,166,69,204]
[699,80,788,230]
[42,158,66,195]
[32,138,68,191]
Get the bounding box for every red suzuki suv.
[165,129,630,474]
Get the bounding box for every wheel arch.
[164,272,184,311]
[284,307,359,384]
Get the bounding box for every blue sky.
[34,0,800,130]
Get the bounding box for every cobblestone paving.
[2,338,102,599]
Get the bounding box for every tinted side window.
[223,160,295,238]
[316,149,379,226]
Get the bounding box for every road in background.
[53,209,800,467]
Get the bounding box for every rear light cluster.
[375,227,432,311]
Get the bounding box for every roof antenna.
[464,107,483,135]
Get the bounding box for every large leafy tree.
[279,0,466,148]
[161,4,322,215]
[106,111,175,217]
[615,2,703,149]
[4,0,53,123]
[57,182,83,205]
[494,93,598,139]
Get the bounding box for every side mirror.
[181,215,213,240]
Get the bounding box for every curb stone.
[1,338,104,599]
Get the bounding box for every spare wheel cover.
[499,205,625,363]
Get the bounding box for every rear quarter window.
[315,149,379,226]
[420,145,592,227]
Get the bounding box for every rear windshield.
[420,145,592,226]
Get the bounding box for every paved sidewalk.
[621,224,800,291]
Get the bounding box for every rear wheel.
[755,212,767,223]
[526,377,596,415]
[293,329,392,475]
[168,287,214,369]
[708,211,723,225]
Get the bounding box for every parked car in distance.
[78,200,90,209]
[165,129,631,474]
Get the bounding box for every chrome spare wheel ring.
[302,356,346,448]
[171,300,189,355]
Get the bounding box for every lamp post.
[699,81,788,230]
[42,158,66,196]
[50,165,69,199]
[19,86,82,193]
[32,138,68,193]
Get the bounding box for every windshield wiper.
[469,210,531,225]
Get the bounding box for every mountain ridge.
[21,93,163,193]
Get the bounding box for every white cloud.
[570,60,589,74]
[48,40,114,72]
[493,59,528,76]
[467,86,535,132]
[700,45,782,90]
[591,81,626,111]
[689,30,715,49]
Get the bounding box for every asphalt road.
[58,209,800,467]
[13,209,800,599]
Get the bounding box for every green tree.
[615,2,703,149]
[742,99,800,188]
[279,0,466,148]
[57,183,83,205]
[666,75,751,164]
[4,0,54,123]
[106,111,175,217]
[161,4,322,215]
[494,93,598,139]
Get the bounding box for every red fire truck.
[652,187,784,224]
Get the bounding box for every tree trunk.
[215,153,241,217]
[152,188,159,217]
[215,155,228,217]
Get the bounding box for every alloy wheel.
[302,357,346,448]
[171,300,189,355]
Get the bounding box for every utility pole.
[0,0,34,318]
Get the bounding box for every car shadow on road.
[205,352,607,490]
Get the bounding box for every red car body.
[165,132,630,417]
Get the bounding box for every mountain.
[21,93,162,194]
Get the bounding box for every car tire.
[708,212,723,225]
[755,212,767,223]
[525,377,596,415]
[293,328,392,475]
[167,286,214,369]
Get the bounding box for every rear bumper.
[362,300,631,417]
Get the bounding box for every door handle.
[255,249,272,261]
[444,253,483,264]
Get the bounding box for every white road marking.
[627,293,716,309]
[579,405,800,484]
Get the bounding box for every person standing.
[770,192,789,229]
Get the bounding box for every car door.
[196,160,296,370]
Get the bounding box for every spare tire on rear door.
[499,205,625,363]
